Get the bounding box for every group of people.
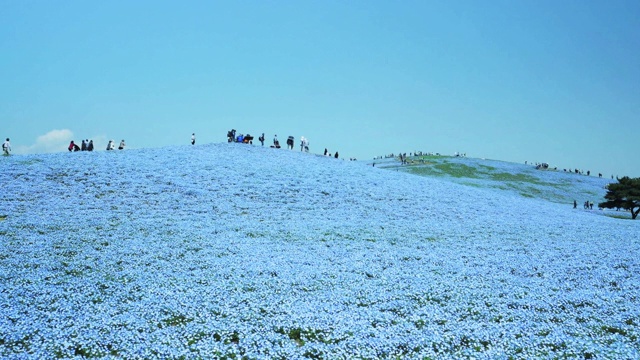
[67,139,125,152]
[68,140,95,152]
[323,148,339,158]
[3,129,345,158]
[106,140,126,150]
[226,129,254,144]
[527,161,614,179]
[574,200,595,210]
[229,129,341,158]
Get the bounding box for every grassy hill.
[0,144,638,359]
[375,154,613,208]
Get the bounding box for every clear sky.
[2,0,639,177]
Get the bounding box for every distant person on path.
[118,140,126,150]
[259,133,265,146]
[191,133,196,145]
[2,138,10,155]
[334,151,339,159]
[573,200,577,209]
[324,148,328,156]
[87,140,94,151]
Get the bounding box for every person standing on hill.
[87,140,94,151]
[259,133,265,146]
[2,138,11,155]
[118,140,126,150]
[573,200,577,209]
[334,151,339,159]
[191,133,196,145]
[81,140,87,151]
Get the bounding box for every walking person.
[259,133,265,146]
[2,138,11,156]
[191,133,196,145]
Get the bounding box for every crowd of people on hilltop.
[67,139,95,152]
[2,129,347,159]
[526,160,616,180]
[226,129,344,159]
[65,139,126,152]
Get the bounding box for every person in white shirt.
[191,133,196,145]
[2,138,11,155]
[118,140,126,150]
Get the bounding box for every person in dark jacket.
[68,141,80,152]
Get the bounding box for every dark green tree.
[599,176,640,219]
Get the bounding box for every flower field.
[1,143,638,359]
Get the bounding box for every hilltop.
[0,143,638,359]
[374,154,614,209]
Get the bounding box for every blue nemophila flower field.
[1,143,638,359]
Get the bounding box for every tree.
[599,176,640,219]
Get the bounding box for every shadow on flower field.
[0,143,638,359]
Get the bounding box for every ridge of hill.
[375,154,614,208]
[0,143,638,358]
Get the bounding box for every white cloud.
[15,129,75,154]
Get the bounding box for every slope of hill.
[375,154,614,208]
[1,144,638,359]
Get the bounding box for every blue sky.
[1,0,639,177]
